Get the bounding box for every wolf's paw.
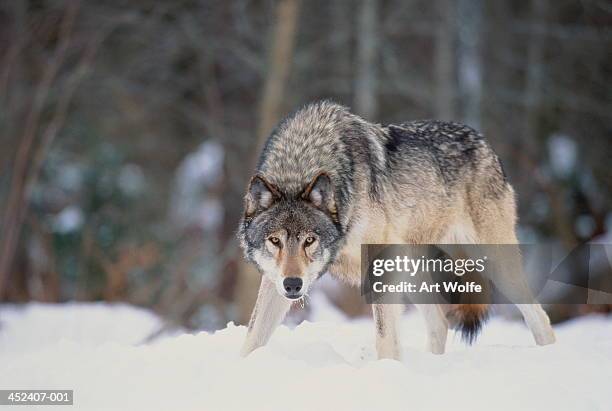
[240,340,259,357]
[426,329,447,354]
[534,329,556,346]
[376,343,401,361]
[427,340,446,355]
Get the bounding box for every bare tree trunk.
[434,0,456,120]
[522,0,575,249]
[236,0,302,325]
[331,1,352,90]
[523,0,546,151]
[257,0,302,142]
[0,2,117,299]
[0,2,79,298]
[457,0,482,128]
[354,0,378,120]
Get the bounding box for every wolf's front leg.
[372,304,402,360]
[415,304,448,354]
[241,276,292,357]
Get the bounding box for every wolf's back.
[255,101,508,214]
[383,120,508,198]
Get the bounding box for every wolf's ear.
[302,173,338,221]
[245,175,280,218]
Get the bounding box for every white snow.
[1,301,611,411]
[0,303,161,357]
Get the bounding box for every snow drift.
[1,302,610,411]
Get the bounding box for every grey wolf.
[238,101,555,360]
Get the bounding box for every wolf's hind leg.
[241,276,291,357]
[372,304,402,360]
[515,303,556,345]
[472,189,555,346]
[415,304,448,354]
[489,250,555,345]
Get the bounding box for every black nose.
[283,277,303,298]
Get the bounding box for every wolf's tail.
[446,303,489,344]
[445,264,491,344]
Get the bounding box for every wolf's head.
[238,173,343,300]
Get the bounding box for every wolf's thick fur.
[238,101,555,360]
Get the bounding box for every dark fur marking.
[247,305,258,331]
[374,305,386,337]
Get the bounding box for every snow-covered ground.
[1,301,611,411]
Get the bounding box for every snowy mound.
[1,303,611,411]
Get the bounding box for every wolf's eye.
[304,236,316,246]
[268,236,281,246]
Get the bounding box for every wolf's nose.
[283,277,303,298]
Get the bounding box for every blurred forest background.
[0,0,611,333]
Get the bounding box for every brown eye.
[304,236,315,246]
[269,236,280,246]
